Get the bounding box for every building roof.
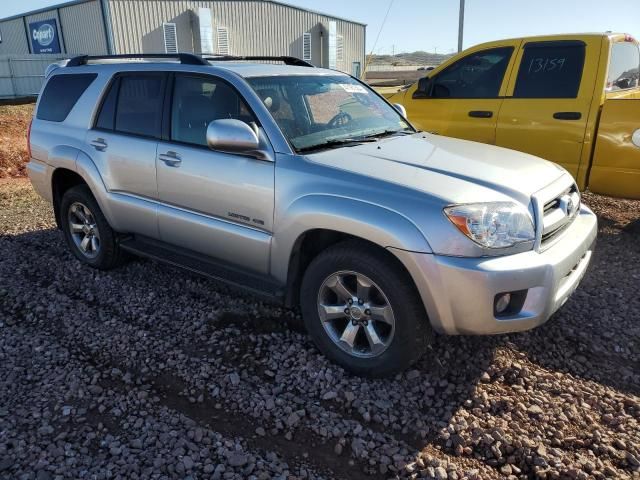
[0,0,366,26]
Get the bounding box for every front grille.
[540,184,580,247]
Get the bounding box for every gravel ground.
[0,178,639,480]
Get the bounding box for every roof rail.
[203,55,314,68]
[66,53,208,67]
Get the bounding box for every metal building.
[0,0,366,75]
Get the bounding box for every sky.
[2,0,639,54]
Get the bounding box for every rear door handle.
[90,138,107,151]
[158,151,182,167]
[553,112,582,120]
[468,110,493,118]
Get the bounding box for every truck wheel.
[60,185,125,270]
[300,240,431,377]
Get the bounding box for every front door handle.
[468,110,493,118]
[90,138,107,151]
[553,112,582,120]
[158,151,182,167]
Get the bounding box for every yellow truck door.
[399,42,520,144]
[496,37,602,182]
[589,99,640,199]
[588,38,640,199]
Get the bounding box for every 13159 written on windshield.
[528,57,566,73]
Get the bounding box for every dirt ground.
[1,182,639,479]
[1,101,639,479]
[0,103,33,179]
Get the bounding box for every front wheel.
[300,241,431,377]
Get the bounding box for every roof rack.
[203,55,314,67]
[66,53,208,67]
[64,53,314,69]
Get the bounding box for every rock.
[229,373,240,386]
[405,370,420,380]
[227,452,248,467]
[182,455,194,470]
[527,405,544,415]
[0,458,13,472]
[286,412,300,427]
[322,391,338,400]
[434,466,448,480]
[480,372,491,383]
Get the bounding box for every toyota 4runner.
[27,53,597,376]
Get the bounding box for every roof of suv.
[51,54,350,79]
[208,62,347,78]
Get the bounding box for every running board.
[119,236,285,303]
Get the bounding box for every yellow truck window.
[415,47,513,99]
[606,41,640,91]
[513,41,585,98]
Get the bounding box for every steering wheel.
[328,112,353,128]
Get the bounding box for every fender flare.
[49,147,117,229]
[270,194,432,283]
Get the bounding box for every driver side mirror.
[206,119,269,160]
[393,103,407,118]
[412,76,433,99]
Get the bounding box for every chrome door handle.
[90,138,107,151]
[158,151,182,167]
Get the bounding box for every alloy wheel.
[317,271,395,358]
[67,202,101,259]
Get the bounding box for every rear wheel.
[60,185,125,270]
[300,241,430,377]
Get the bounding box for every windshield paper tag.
[339,83,367,94]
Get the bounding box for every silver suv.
[28,53,597,376]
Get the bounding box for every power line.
[362,0,395,77]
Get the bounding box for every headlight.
[444,202,535,249]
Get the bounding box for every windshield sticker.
[339,83,368,94]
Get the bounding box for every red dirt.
[0,103,34,178]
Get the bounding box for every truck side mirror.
[412,77,433,99]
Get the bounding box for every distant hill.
[369,51,454,66]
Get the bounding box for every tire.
[300,240,431,377]
[60,184,125,270]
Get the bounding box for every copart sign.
[29,19,61,54]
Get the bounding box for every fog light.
[495,293,512,314]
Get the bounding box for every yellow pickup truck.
[386,33,640,199]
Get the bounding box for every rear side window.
[37,74,97,122]
[607,41,640,91]
[95,74,166,138]
[514,41,585,98]
[95,78,119,130]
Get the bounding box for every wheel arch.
[275,195,432,308]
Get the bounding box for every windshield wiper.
[359,129,414,140]
[296,137,378,153]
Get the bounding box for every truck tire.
[60,185,125,270]
[300,240,431,377]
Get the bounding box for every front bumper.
[391,204,597,335]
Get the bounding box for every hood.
[306,133,565,205]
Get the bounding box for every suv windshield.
[247,75,413,152]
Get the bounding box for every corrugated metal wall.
[0,55,66,97]
[59,0,108,54]
[107,0,366,73]
[0,18,30,55]
[0,0,108,56]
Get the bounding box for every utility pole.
[458,0,465,52]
